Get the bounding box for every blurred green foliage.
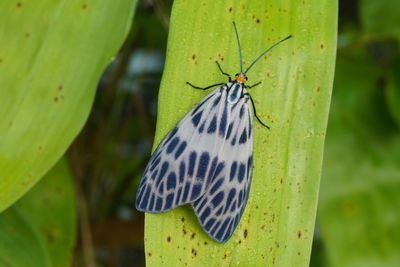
[0,158,76,267]
[312,0,400,266]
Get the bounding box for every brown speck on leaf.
[58,85,63,90]
[298,231,302,239]
[317,87,321,92]
[320,43,324,49]
[228,7,232,12]
[191,249,197,256]
[25,33,30,38]
[167,236,171,242]
[190,233,196,240]
[16,2,22,8]
[297,252,301,255]
[256,19,260,23]
[238,239,242,244]
[183,229,187,235]
[203,241,208,245]
[243,229,248,238]
[192,54,196,60]
[81,4,87,9]
[54,96,59,102]
[181,217,185,222]
[148,252,152,257]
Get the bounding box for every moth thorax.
[228,83,244,104]
[235,73,247,83]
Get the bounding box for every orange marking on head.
[236,74,247,83]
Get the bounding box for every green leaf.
[318,53,400,267]
[0,158,76,267]
[0,0,137,211]
[144,0,337,265]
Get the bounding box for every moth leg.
[215,61,232,82]
[246,81,262,89]
[186,82,225,90]
[243,92,270,129]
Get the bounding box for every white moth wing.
[192,92,254,242]
[136,85,233,212]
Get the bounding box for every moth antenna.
[232,21,243,73]
[244,35,292,74]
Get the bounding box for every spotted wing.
[192,95,254,243]
[136,85,232,212]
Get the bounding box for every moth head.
[235,72,248,84]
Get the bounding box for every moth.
[136,22,291,242]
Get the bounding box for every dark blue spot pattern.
[239,105,245,118]
[174,141,187,159]
[188,151,197,176]
[167,172,176,190]
[207,115,217,134]
[238,163,246,183]
[219,104,228,137]
[191,111,203,127]
[196,152,210,179]
[211,192,224,207]
[165,194,174,210]
[239,129,247,144]
[229,161,237,181]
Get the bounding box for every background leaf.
[144,0,337,265]
[360,0,400,38]
[0,158,76,267]
[317,46,400,267]
[0,0,136,211]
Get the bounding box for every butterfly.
[136,22,291,242]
